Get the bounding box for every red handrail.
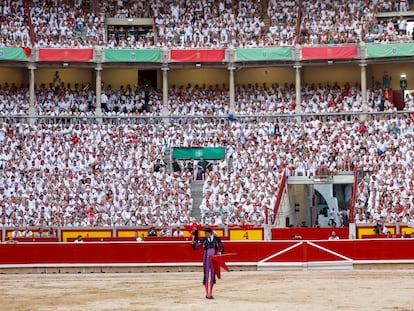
[349,166,358,223]
[295,0,303,44]
[25,0,35,45]
[267,170,287,225]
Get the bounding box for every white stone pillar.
[294,64,302,113]
[360,61,368,112]
[95,64,103,116]
[161,66,169,117]
[228,65,235,114]
[28,64,36,115]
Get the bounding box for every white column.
[228,65,235,114]
[294,64,302,113]
[95,65,102,116]
[162,67,169,117]
[360,61,368,112]
[28,64,36,115]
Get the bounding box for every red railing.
[295,0,303,44]
[94,0,99,15]
[266,170,287,225]
[349,166,359,223]
[25,0,35,44]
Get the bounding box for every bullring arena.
[1,270,414,311]
[1,0,414,310]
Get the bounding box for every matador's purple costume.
[192,228,224,299]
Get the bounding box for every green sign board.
[0,47,27,60]
[172,148,226,160]
[104,49,160,62]
[367,43,414,58]
[236,47,292,61]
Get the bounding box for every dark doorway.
[392,90,405,110]
[138,70,157,88]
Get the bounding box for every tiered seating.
[0,84,29,115]
[0,0,31,47]
[30,0,104,47]
[266,0,299,46]
[299,0,410,44]
[2,0,411,48]
[0,81,405,117]
[168,84,229,116]
[353,114,414,225]
[0,119,193,228]
[1,111,413,227]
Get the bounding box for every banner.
[62,230,112,242]
[38,48,94,61]
[0,47,28,60]
[229,228,264,240]
[236,47,292,61]
[367,43,414,58]
[104,49,160,62]
[301,45,358,60]
[172,147,225,160]
[170,49,225,62]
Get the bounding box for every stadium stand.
[3,0,414,48]
[0,0,414,236]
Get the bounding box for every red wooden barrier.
[271,227,349,240]
[1,239,414,266]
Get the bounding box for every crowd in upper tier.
[1,0,412,48]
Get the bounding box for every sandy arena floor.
[0,269,413,311]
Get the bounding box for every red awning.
[302,46,358,60]
[38,49,94,61]
[170,49,225,62]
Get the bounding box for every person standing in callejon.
[192,227,224,299]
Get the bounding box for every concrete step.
[190,180,205,222]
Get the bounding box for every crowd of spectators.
[34,83,96,116]
[365,15,413,43]
[35,81,163,117]
[154,0,267,48]
[353,115,414,226]
[0,119,194,228]
[30,0,106,48]
[0,110,413,229]
[0,80,410,118]
[0,83,30,116]
[299,0,414,45]
[0,0,31,48]
[168,84,230,116]
[266,0,298,46]
[1,2,414,231]
[300,0,373,45]
[105,0,153,19]
[4,0,414,49]
[376,0,411,13]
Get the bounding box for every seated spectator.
[35,227,45,238]
[328,231,339,240]
[148,226,157,237]
[74,234,84,243]
[173,226,184,237]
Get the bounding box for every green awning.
[172,147,226,160]
[104,49,160,62]
[0,47,28,60]
[367,43,414,58]
[236,47,292,61]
